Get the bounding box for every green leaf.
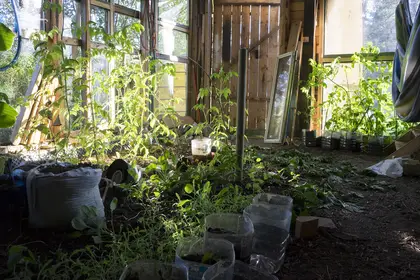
[184,183,194,194]
[71,217,89,231]
[0,102,18,128]
[0,23,15,51]
[178,199,190,207]
[0,93,9,104]
[110,197,118,212]
[152,191,160,198]
[7,245,27,269]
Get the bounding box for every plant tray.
[321,137,340,150]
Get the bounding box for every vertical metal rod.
[237,48,248,180]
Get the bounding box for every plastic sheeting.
[393,0,420,122]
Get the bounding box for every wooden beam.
[287,21,302,52]
[215,0,281,5]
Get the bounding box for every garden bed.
[1,146,420,279]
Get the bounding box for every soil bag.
[252,193,293,211]
[204,213,254,261]
[26,164,104,228]
[175,237,235,280]
[119,260,188,280]
[249,223,290,274]
[243,204,292,232]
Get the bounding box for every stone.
[295,216,319,239]
[295,216,337,239]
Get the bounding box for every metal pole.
[237,48,248,180]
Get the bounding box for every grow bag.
[392,0,420,122]
[26,164,104,228]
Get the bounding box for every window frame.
[322,0,396,63]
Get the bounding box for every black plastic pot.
[302,130,320,147]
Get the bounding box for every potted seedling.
[204,214,254,261]
[175,238,235,280]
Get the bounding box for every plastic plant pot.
[204,213,254,261]
[250,224,290,274]
[243,204,292,232]
[175,237,235,280]
[252,193,293,212]
[191,138,212,156]
[119,260,188,280]
[204,260,278,280]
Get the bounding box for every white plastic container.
[191,137,212,156]
[252,193,293,212]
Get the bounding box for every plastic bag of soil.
[204,213,254,261]
[26,164,104,228]
[252,193,293,211]
[243,204,292,232]
[224,261,278,280]
[249,223,290,274]
[175,237,235,280]
[119,260,188,280]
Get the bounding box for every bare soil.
[282,148,420,280]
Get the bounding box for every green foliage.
[25,15,178,162]
[302,44,416,137]
[187,68,238,147]
[0,23,15,51]
[0,101,18,128]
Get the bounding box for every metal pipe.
[237,48,248,180]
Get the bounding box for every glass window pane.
[325,0,420,55]
[158,26,188,57]
[114,13,141,48]
[157,62,188,115]
[90,6,108,43]
[159,0,189,26]
[0,0,42,39]
[63,0,81,38]
[266,55,293,140]
[115,0,141,11]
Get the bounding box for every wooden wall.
[291,0,305,22]
[212,0,290,131]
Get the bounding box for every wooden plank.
[387,136,420,159]
[222,5,232,62]
[247,5,260,129]
[215,0,281,5]
[241,5,251,128]
[291,2,305,11]
[267,5,280,131]
[287,21,303,52]
[213,5,223,71]
[230,5,241,125]
[291,11,305,21]
[222,5,232,116]
[11,65,42,145]
[258,5,269,130]
[279,0,290,54]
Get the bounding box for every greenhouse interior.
[1,0,420,279]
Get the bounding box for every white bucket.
[191,138,212,156]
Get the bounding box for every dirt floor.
[1,147,420,279]
[282,148,420,280]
